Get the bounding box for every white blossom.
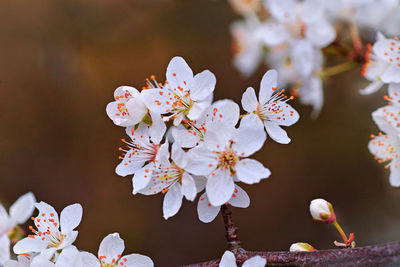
[219,250,266,267]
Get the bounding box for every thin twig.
[182,241,400,267]
[220,205,241,253]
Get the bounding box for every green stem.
[332,220,348,243]
[321,61,357,78]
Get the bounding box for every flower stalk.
[220,205,241,253]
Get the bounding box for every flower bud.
[289,242,317,252]
[309,198,336,223]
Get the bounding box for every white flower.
[142,56,216,126]
[13,202,82,258]
[289,242,317,252]
[241,70,299,144]
[219,250,266,267]
[186,116,270,206]
[230,18,264,77]
[361,33,400,94]
[4,255,31,267]
[116,123,168,194]
[106,86,148,127]
[79,233,153,267]
[309,199,336,223]
[0,192,36,265]
[172,99,240,148]
[137,144,199,219]
[197,185,250,223]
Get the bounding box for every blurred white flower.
[219,250,266,267]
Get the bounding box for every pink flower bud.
[289,242,317,252]
[309,198,336,223]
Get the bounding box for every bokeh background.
[1,0,400,266]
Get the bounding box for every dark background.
[1,0,399,266]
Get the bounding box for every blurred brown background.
[1,0,399,266]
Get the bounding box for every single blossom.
[0,192,36,265]
[361,33,400,94]
[289,242,317,252]
[116,123,168,194]
[142,56,216,126]
[13,202,83,258]
[186,116,270,206]
[197,185,250,223]
[219,250,266,267]
[79,233,153,267]
[106,86,148,127]
[137,144,199,219]
[241,70,299,144]
[309,199,336,223]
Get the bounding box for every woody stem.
[220,204,241,253]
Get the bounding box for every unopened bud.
[289,242,317,252]
[310,198,336,223]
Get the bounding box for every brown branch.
[182,241,400,266]
[220,205,241,253]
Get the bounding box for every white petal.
[0,235,10,265]
[258,22,289,46]
[132,163,154,194]
[388,83,400,108]
[13,237,47,254]
[241,87,258,113]
[236,159,271,184]
[171,127,200,148]
[275,102,300,127]
[372,106,400,135]
[242,256,266,267]
[120,254,154,267]
[234,114,265,157]
[197,192,220,223]
[98,233,125,264]
[389,163,400,187]
[125,96,148,125]
[265,121,291,144]
[229,185,250,208]
[206,170,235,206]
[219,250,237,267]
[59,231,78,250]
[306,19,336,48]
[382,65,400,83]
[190,70,216,101]
[148,111,166,144]
[186,145,218,176]
[194,176,207,193]
[166,56,194,90]
[204,122,236,151]
[79,252,101,267]
[259,70,277,105]
[181,173,197,201]
[34,202,59,233]
[56,246,79,267]
[10,192,36,225]
[60,204,82,234]
[187,100,211,121]
[266,0,296,23]
[30,257,55,267]
[141,89,170,114]
[360,81,384,95]
[163,185,183,219]
[206,99,240,127]
[291,40,314,77]
[113,86,140,103]
[115,151,145,177]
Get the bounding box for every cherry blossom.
[142,56,216,126]
[197,185,250,223]
[0,193,36,265]
[137,144,199,219]
[186,116,270,206]
[13,202,82,259]
[219,250,266,267]
[116,123,168,194]
[79,233,153,267]
[106,86,148,127]
[289,242,317,252]
[309,199,336,223]
[241,70,299,144]
[361,33,400,94]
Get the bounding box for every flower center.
[217,149,238,174]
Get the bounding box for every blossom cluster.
[1,193,153,267]
[106,56,299,222]
[364,33,400,187]
[229,0,400,116]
